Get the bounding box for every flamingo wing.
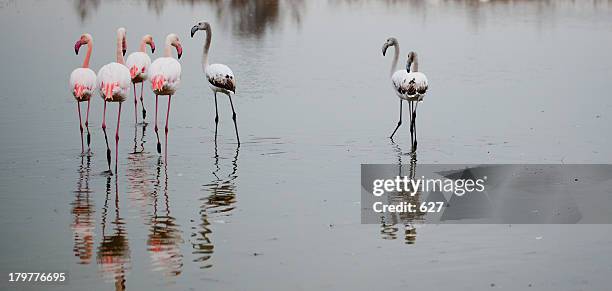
[206,63,235,93]
[126,52,152,81]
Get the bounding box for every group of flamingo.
[70,26,428,174]
[70,22,239,174]
[382,37,429,152]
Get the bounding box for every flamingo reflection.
[130,123,147,155]
[379,141,424,244]
[147,157,183,276]
[126,123,156,225]
[97,177,130,290]
[71,155,95,264]
[191,141,239,269]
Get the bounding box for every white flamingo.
[191,22,240,145]
[126,34,155,124]
[382,38,428,149]
[97,27,131,173]
[149,33,182,158]
[404,52,429,148]
[70,33,96,154]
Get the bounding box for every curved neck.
[139,38,147,52]
[202,28,211,69]
[82,41,92,68]
[390,43,399,76]
[164,40,173,57]
[116,36,125,65]
[409,56,419,73]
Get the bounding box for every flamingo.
[149,33,182,158]
[191,22,240,145]
[126,34,155,124]
[382,38,428,150]
[404,51,429,150]
[70,33,96,154]
[97,27,131,174]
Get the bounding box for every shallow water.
[1,0,612,290]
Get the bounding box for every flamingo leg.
[155,95,161,154]
[115,102,122,173]
[85,100,91,148]
[164,95,172,163]
[214,92,219,140]
[408,101,414,148]
[133,83,138,124]
[140,82,146,121]
[77,102,84,153]
[390,99,403,139]
[412,101,418,151]
[228,93,240,145]
[102,101,112,173]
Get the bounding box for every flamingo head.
[191,21,210,38]
[167,34,182,59]
[117,27,127,56]
[406,51,417,73]
[143,34,155,53]
[406,51,416,63]
[74,33,92,55]
[382,37,397,56]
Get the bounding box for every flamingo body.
[97,62,131,102]
[206,63,235,94]
[404,72,428,100]
[70,68,97,101]
[126,52,152,83]
[149,57,181,96]
[392,71,428,101]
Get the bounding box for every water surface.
[1,0,612,290]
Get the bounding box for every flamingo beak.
[74,40,83,55]
[382,43,389,56]
[190,26,198,38]
[176,44,183,59]
[406,60,412,73]
[150,42,156,54]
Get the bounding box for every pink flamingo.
[97,28,131,174]
[70,33,96,154]
[126,35,155,124]
[149,34,182,159]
